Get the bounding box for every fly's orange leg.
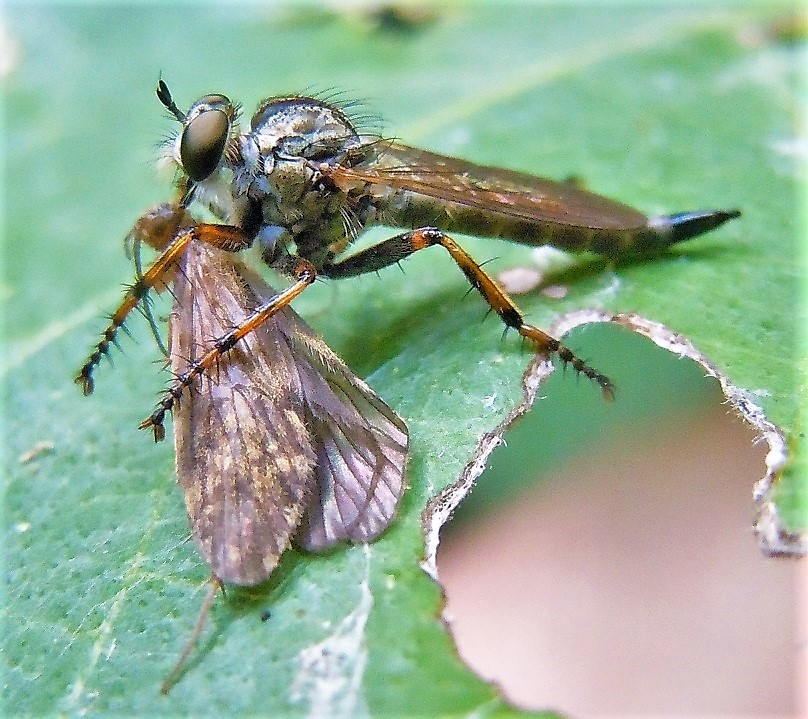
[139,257,318,441]
[323,226,615,399]
[75,215,253,396]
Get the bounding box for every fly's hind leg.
[323,226,615,399]
[139,256,318,441]
[75,205,253,396]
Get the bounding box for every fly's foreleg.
[139,258,317,441]
[75,215,253,396]
[75,228,195,396]
[323,227,615,399]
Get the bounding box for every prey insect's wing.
[288,332,409,552]
[172,242,317,586]
[171,242,407,584]
[234,277,409,552]
[327,142,649,230]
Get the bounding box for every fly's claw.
[139,381,187,442]
[75,367,95,396]
[139,411,167,442]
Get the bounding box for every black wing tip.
[661,208,741,244]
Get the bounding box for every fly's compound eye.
[180,95,232,182]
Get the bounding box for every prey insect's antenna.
[131,235,170,359]
[160,576,223,695]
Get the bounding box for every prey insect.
[105,202,408,691]
[76,80,739,689]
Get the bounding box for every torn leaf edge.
[420,309,806,584]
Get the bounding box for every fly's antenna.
[157,78,185,122]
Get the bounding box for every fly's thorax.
[231,96,373,266]
[248,96,362,160]
[237,151,357,266]
[234,95,364,199]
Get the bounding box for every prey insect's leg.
[160,575,223,695]
[323,227,615,398]
[75,219,253,396]
[140,257,318,441]
[131,235,171,359]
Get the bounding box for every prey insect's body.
[76,81,739,689]
[161,208,407,585]
[106,203,409,692]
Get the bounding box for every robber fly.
[78,81,739,419]
[76,81,738,688]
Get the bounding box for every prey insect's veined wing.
[171,242,314,586]
[171,241,407,586]
[294,350,409,551]
[327,142,650,230]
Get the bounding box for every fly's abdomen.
[383,190,599,249]
[384,189,740,258]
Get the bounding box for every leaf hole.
[437,325,795,715]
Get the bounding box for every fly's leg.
[75,214,253,396]
[75,227,194,396]
[139,257,317,441]
[323,226,615,399]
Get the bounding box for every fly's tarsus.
[549,337,615,401]
[138,387,181,442]
[75,298,140,395]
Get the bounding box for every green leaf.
[3,3,803,716]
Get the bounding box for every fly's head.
[155,84,374,257]
[157,80,240,216]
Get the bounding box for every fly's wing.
[171,242,318,586]
[328,141,649,230]
[234,267,409,552]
